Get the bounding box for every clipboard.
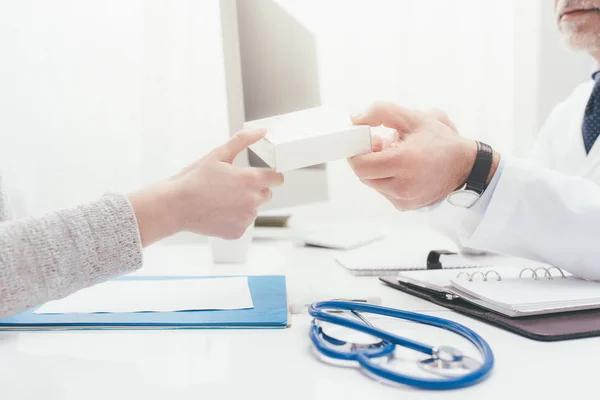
[380,275,600,342]
[0,275,288,331]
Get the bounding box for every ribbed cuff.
[83,193,144,279]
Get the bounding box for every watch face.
[447,190,480,208]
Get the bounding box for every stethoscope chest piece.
[418,346,482,378]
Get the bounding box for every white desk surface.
[1,225,599,400]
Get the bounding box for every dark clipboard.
[380,275,600,342]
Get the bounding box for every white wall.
[512,0,543,157]
[0,0,234,216]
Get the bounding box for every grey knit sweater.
[0,172,143,319]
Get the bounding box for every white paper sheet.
[34,277,254,314]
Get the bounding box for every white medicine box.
[243,107,372,172]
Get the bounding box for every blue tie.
[583,71,600,154]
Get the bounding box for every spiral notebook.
[389,265,600,318]
[336,246,490,276]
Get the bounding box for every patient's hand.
[129,129,284,246]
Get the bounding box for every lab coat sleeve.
[467,159,504,216]
[446,158,505,239]
[468,95,570,214]
[422,159,503,249]
[460,157,600,280]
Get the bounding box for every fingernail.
[350,112,363,120]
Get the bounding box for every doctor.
[349,0,600,280]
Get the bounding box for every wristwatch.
[446,141,493,208]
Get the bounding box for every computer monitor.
[220,0,329,211]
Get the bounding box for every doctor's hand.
[348,102,499,210]
[129,129,284,246]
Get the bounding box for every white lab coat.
[449,79,600,280]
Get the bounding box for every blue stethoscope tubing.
[308,301,494,390]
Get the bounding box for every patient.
[0,129,283,319]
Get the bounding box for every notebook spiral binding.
[456,266,567,282]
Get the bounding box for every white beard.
[556,0,600,52]
[561,23,600,52]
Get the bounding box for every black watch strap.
[464,141,493,195]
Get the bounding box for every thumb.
[212,128,267,163]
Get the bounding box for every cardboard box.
[243,107,372,172]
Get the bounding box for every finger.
[426,108,458,133]
[371,135,397,153]
[360,176,403,198]
[381,136,395,149]
[262,170,285,188]
[351,101,423,136]
[348,147,406,179]
[349,153,396,180]
[242,168,285,188]
[371,135,383,152]
[212,128,267,163]
[258,188,273,205]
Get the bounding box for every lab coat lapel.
[584,143,600,178]
[555,81,598,177]
[581,95,600,177]
[558,101,588,175]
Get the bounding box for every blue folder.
[0,275,288,330]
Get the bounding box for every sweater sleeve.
[0,193,143,319]
[0,172,13,222]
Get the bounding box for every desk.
[1,228,599,400]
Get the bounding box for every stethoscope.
[305,299,494,390]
